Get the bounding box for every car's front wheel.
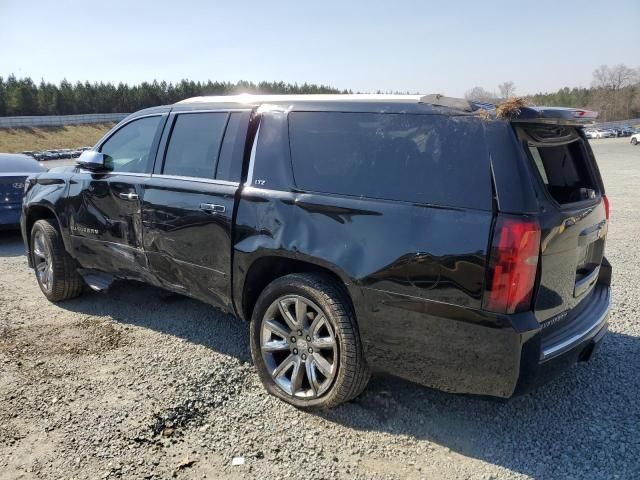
[31,219,84,302]
[250,273,370,409]
[632,137,638,145]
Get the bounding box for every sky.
[1,0,638,97]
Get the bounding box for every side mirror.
[76,150,112,172]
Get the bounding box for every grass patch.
[0,123,115,153]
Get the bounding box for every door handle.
[199,203,225,214]
[118,192,139,201]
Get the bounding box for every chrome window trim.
[75,169,151,178]
[172,108,251,114]
[245,124,261,186]
[150,173,239,187]
[107,172,150,178]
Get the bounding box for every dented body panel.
[231,186,532,395]
[22,168,74,264]
[20,96,611,399]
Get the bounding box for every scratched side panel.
[232,187,525,395]
[234,188,491,303]
[358,289,525,397]
[22,169,74,252]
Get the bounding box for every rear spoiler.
[509,106,598,125]
[418,95,598,125]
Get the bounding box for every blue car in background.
[1,153,46,229]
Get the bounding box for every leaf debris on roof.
[496,97,531,120]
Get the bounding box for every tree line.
[0,76,345,116]
[465,64,640,122]
[2,63,639,121]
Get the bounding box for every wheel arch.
[24,204,65,265]
[239,255,355,323]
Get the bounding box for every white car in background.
[590,129,614,139]
[631,132,640,146]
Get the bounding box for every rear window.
[288,112,492,210]
[525,134,598,205]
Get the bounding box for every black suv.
[21,95,611,409]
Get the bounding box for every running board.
[77,269,115,292]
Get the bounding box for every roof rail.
[177,93,424,105]
[419,94,481,112]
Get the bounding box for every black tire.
[250,273,370,409]
[30,219,84,302]
[632,138,638,146]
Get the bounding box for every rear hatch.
[514,121,607,324]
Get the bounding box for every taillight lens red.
[603,194,610,220]
[483,215,541,314]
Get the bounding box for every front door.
[142,110,250,309]
[67,114,166,277]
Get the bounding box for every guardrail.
[0,113,129,128]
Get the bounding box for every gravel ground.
[1,137,639,479]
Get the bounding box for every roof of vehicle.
[171,93,463,115]
[0,153,46,173]
[177,93,425,104]
[127,94,597,124]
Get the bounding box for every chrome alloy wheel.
[260,295,338,399]
[33,230,53,293]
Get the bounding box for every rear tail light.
[572,109,598,119]
[602,194,610,220]
[483,215,541,314]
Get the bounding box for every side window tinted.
[100,116,162,173]
[288,112,492,210]
[215,112,246,182]
[162,113,228,178]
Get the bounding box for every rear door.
[67,114,166,276]
[515,124,607,322]
[142,110,250,309]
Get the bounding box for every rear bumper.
[514,283,611,396]
[539,286,610,362]
[358,280,611,399]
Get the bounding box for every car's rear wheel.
[31,219,84,302]
[250,273,370,409]
[632,138,638,145]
